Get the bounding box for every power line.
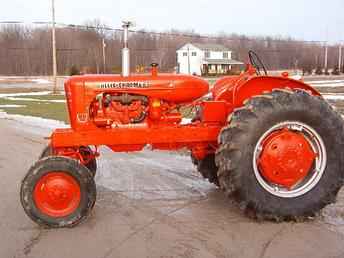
[0,20,330,44]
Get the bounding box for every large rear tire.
[215,89,344,221]
[20,156,96,228]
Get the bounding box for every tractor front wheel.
[216,89,344,220]
[20,156,96,228]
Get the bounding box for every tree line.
[0,20,342,76]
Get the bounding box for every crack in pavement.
[259,224,289,258]
[20,135,45,145]
[22,229,44,257]
[99,196,208,258]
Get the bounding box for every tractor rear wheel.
[216,89,344,221]
[40,145,97,177]
[20,156,96,228]
[192,154,219,186]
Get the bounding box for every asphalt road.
[1,114,344,258]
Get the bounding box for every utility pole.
[339,44,342,73]
[324,42,328,72]
[187,45,190,75]
[102,38,106,73]
[51,0,58,93]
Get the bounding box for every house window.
[183,52,187,56]
[223,52,229,59]
[205,51,210,58]
[191,52,197,56]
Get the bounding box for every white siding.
[176,44,203,75]
[176,44,234,76]
[205,51,232,60]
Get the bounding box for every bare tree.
[0,22,338,76]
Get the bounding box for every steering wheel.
[248,50,268,76]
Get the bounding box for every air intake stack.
[122,21,133,77]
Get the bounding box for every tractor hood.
[67,74,209,104]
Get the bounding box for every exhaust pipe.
[122,21,133,77]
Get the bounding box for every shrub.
[332,66,340,75]
[69,65,80,76]
[315,67,323,75]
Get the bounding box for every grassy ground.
[179,106,195,119]
[205,78,217,85]
[13,94,66,100]
[0,93,68,123]
[0,87,50,94]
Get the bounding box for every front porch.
[201,59,243,76]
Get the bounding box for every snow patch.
[290,75,303,80]
[0,111,67,135]
[0,91,65,103]
[0,91,53,97]
[306,80,344,84]
[32,78,51,84]
[323,94,344,100]
[310,82,344,88]
[307,80,344,87]
[0,104,25,108]
[5,97,66,103]
[181,118,192,124]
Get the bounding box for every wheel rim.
[33,172,81,217]
[253,121,327,198]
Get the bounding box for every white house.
[176,43,243,76]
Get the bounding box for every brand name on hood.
[99,81,150,89]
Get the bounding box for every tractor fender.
[214,76,321,109]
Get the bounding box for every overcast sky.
[2,0,343,42]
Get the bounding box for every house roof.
[204,59,244,65]
[191,43,230,51]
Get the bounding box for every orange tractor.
[21,22,344,227]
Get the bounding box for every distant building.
[176,43,243,76]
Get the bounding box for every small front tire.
[20,156,96,228]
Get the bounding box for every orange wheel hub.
[258,129,316,189]
[34,172,81,217]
